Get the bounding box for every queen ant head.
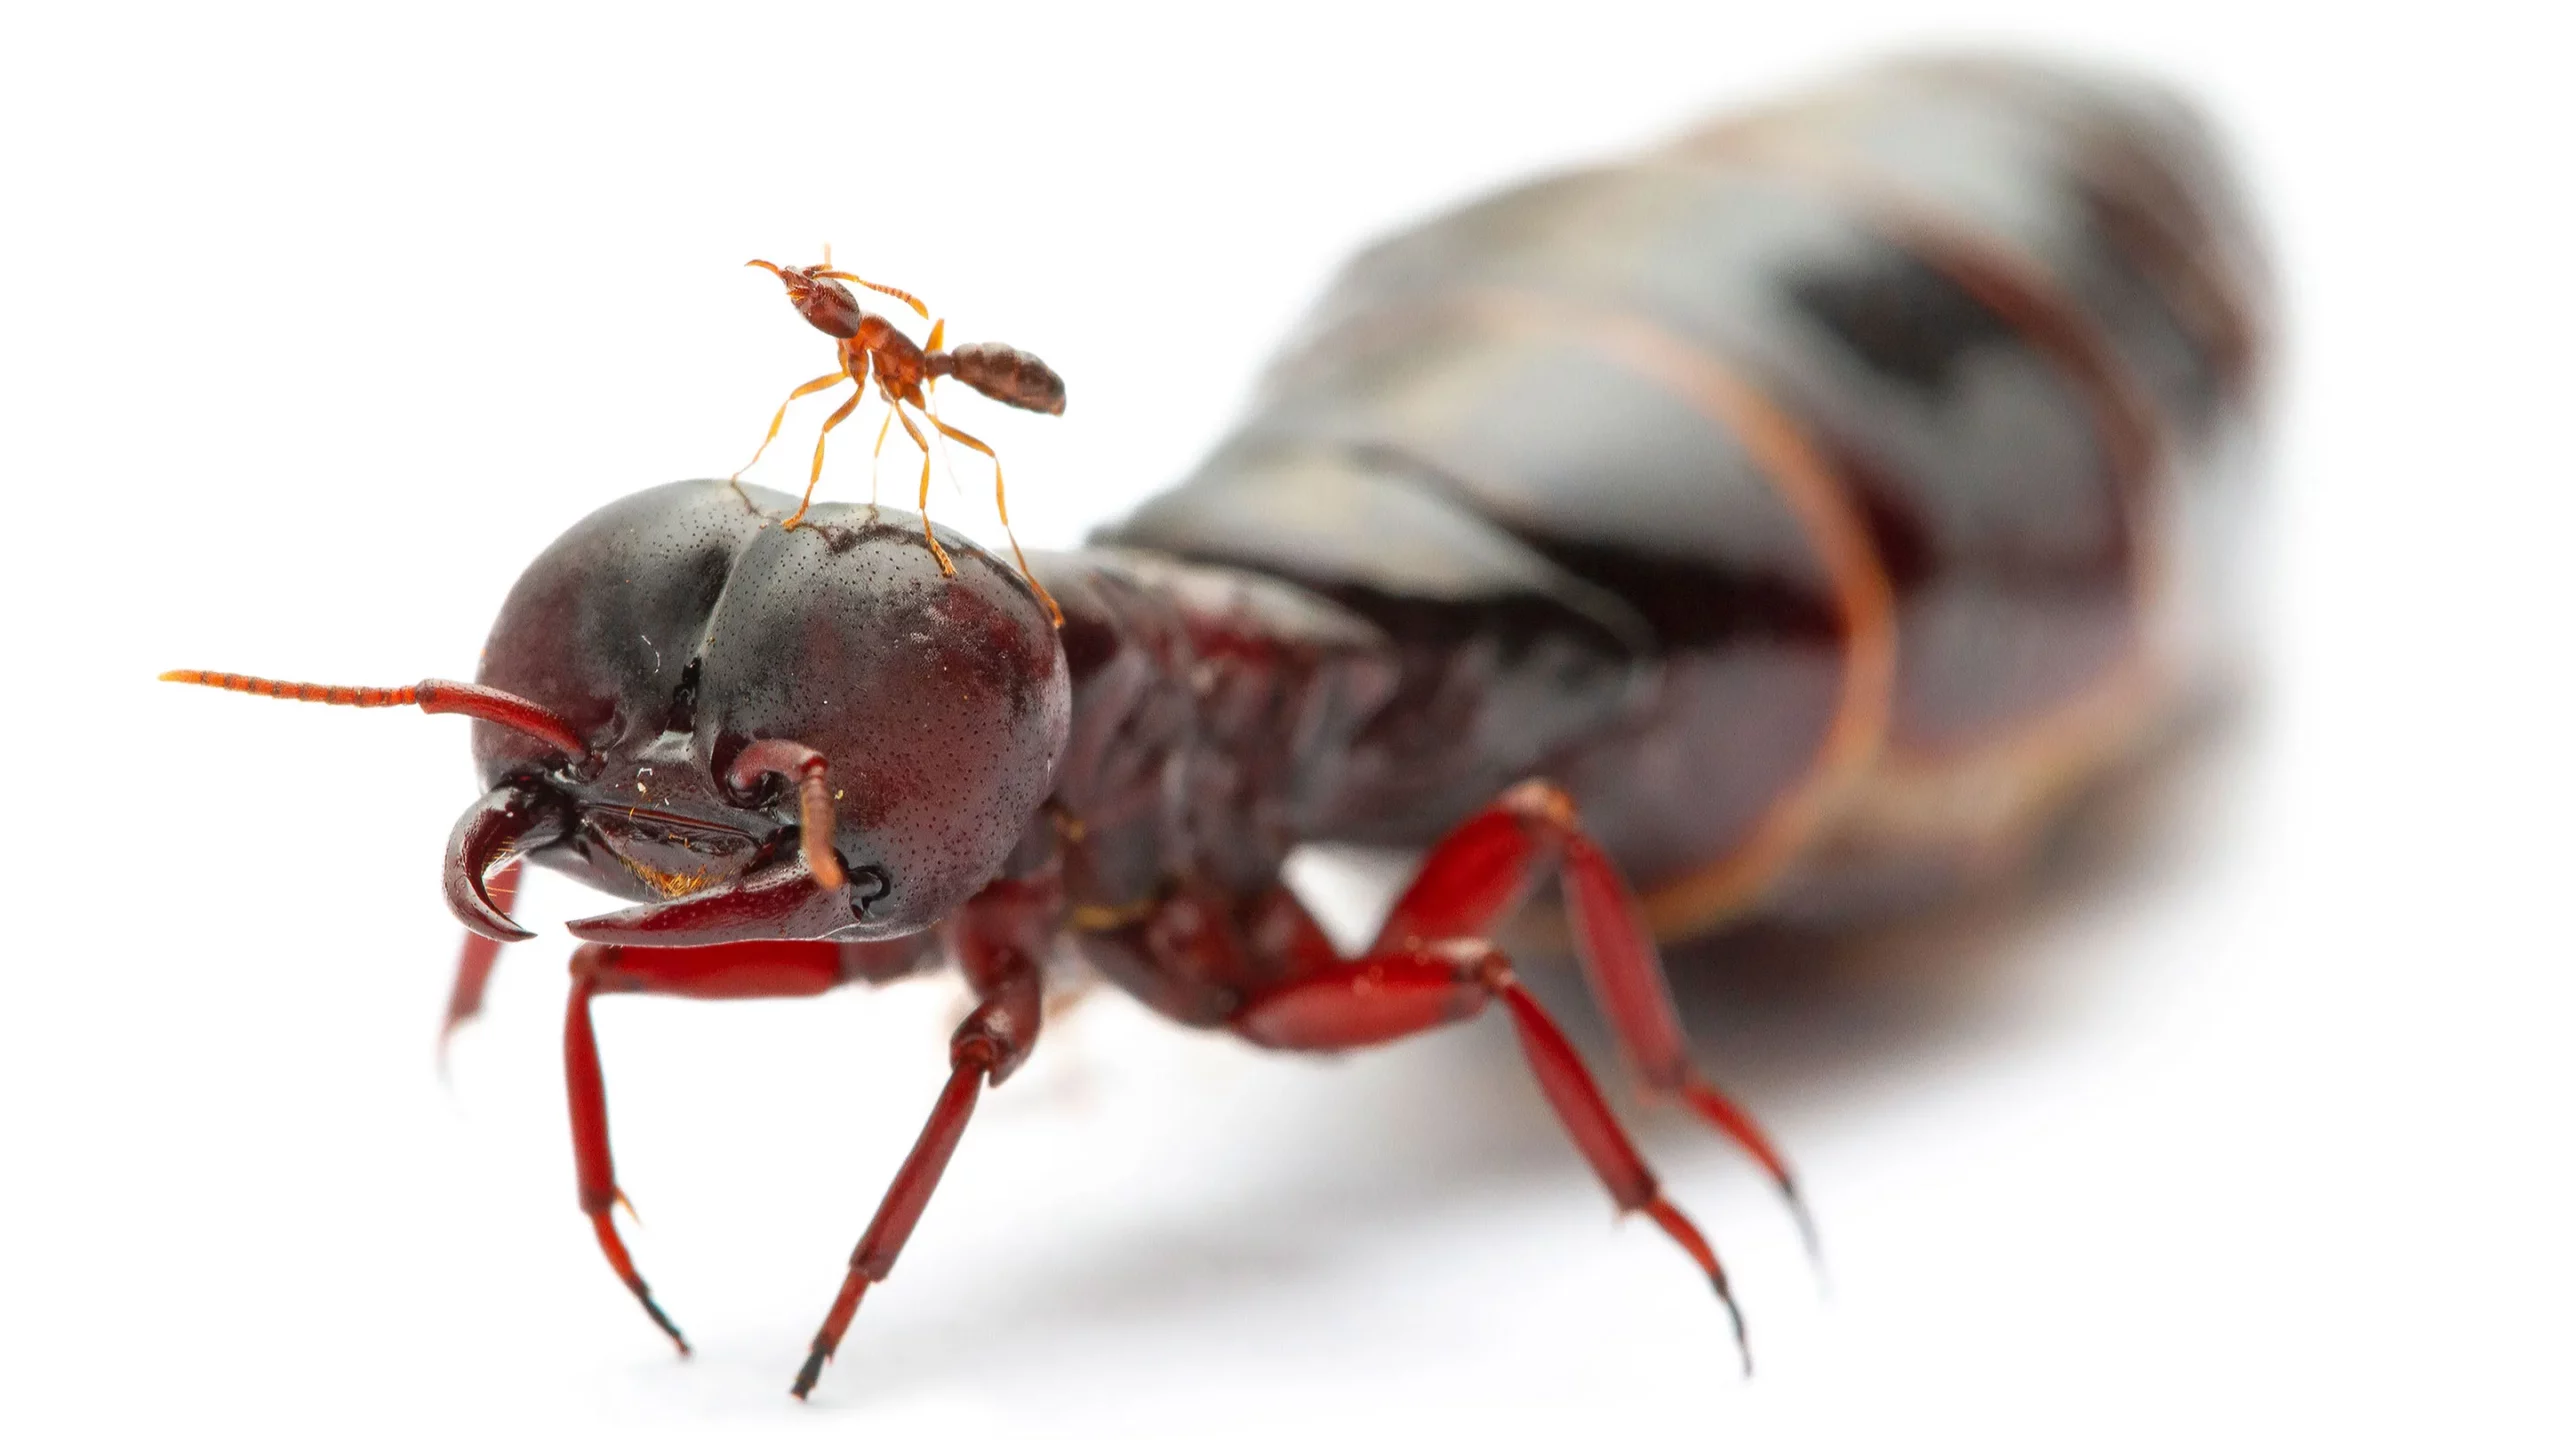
[170,480,1071,948]
[465,480,1070,945]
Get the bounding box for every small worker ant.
[735,250,1066,624]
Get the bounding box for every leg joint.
[1496,777,1581,832]
[567,941,616,984]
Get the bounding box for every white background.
[3,3,2554,1436]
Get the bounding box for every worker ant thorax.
[755,266,932,395]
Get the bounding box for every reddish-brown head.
[747,258,867,340]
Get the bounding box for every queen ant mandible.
[735,249,1067,624]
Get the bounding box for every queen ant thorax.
[735,250,1066,624]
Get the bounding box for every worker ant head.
[748,258,867,341]
[748,253,933,342]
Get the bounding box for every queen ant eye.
[160,54,2263,1405]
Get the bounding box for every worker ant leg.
[563,939,861,1356]
[439,861,520,1070]
[881,398,958,578]
[735,339,857,484]
[1226,911,1751,1374]
[781,367,873,530]
[867,409,896,506]
[916,319,963,506]
[791,875,1055,1400]
[1379,781,1818,1264]
[921,412,1061,627]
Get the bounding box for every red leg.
[1381,780,1817,1261]
[563,939,866,1355]
[439,860,520,1069]
[1231,933,1750,1374]
[791,874,1055,1399]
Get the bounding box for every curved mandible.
[564,857,886,946]
[444,779,572,941]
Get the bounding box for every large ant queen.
[162,53,2263,1402]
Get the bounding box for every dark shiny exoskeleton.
[1116,55,2266,935]
[165,56,2266,1400]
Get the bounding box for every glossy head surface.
[468,480,1070,942]
[747,259,865,340]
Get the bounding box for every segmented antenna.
[160,670,588,757]
[727,737,846,890]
